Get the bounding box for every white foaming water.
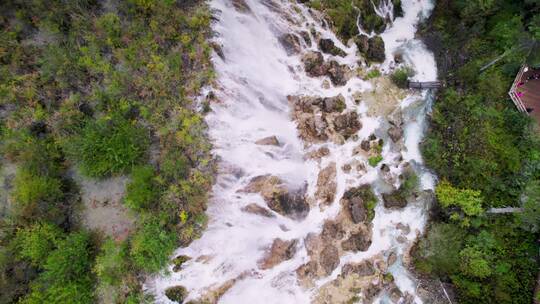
[149,0,437,303]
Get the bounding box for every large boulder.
[302,51,328,77]
[326,60,349,86]
[382,191,407,209]
[354,34,370,54]
[318,38,346,57]
[241,203,275,218]
[319,245,340,275]
[259,238,298,269]
[255,135,280,146]
[333,111,361,138]
[165,285,187,303]
[387,125,403,143]
[279,33,301,55]
[367,36,386,62]
[341,261,376,277]
[172,255,191,272]
[341,228,372,252]
[315,162,337,205]
[243,175,309,219]
[231,0,251,13]
[321,220,345,241]
[342,185,377,223]
[320,95,346,113]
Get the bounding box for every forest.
[413,0,540,303]
[0,0,214,303]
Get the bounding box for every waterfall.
[148,0,437,303]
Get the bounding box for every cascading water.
[148,0,437,303]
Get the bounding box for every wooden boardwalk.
[408,81,442,89]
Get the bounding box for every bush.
[130,219,177,272]
[94,238,128,287]
[390,67,413,88]
[414,223,464,275]
[368,155,383,167]
[12,169,65,222]
[124,165,159,211]
[15,223,65,267]
[65,115,149,178]
[366,68,381,79]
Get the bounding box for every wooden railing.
[408,81,442,89]
[508,65,528,113]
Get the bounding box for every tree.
[459,246,492,279]
[519,181,540,232]
[436,181,484,217]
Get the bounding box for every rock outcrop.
[259,238,298,269]
[255,135,280,146]
[278,33,301,55]
[315,162,337,205]
[241,203,275,218]
[243,175,309,219]
[318,38,346,57]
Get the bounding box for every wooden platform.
[408,81,442,89]
[509,66,540,124]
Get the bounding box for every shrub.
[390,67,413,88]
[94,238,128,287]
[130,219,177,272]
[65,115,149,178]
[15,223,65,267]
[366,68,381,79]
[368,155,383,167]
[125,165,159,211]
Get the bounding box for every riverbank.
[0,1,214,303]
[412,1,540,303]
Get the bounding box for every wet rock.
[361,139,371,151]
[388,286,404,303]
[255,135,280,146]
[172,255,191,272]
[315,162,337,205]
[296,114,328,142]
[394,52,404,64]
[241,203,275,218]
[318,38,346,57]
[296,260,318,281]
[231,0,251,13]
[288,95,318,113]
[326,60,349,86]
[165,285,187,303]
[367,36,386,62]
[243,175,309,219]
[349,197,367,224]
[302,51,328,77]
[278,33,301,55]
[364,283,383,303]
[211,42,225,61]
[321,220,345,241]
[306,146,330,160]
[333,111,361,138]
[354,34,369,54]
[342,185,376,224]
[387,125,403,143]
[321,95,346,113]
[342,164,352,173]
[382,191,407,209]
[320,245,339,274]
[259,238,298,269]
[300,31,311,46]
[341,261,375,277]
[388,251,397,266]
[341,229,372,252]
[396,223,410,234]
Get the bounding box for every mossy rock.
[172,255,191,272]
[165,285,188,303]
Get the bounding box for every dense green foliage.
[0,0,214,303]
[308,0,402,40]
[414,0,540,303]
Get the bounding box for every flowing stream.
[150,0,437,303]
